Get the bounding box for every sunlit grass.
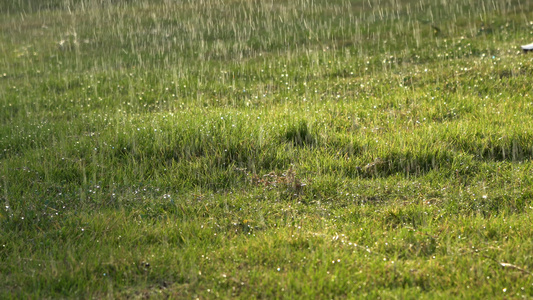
[1,0,533,298]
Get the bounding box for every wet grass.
[2,0,533,298]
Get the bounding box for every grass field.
[2,0,533,298]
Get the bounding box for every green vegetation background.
[1,0,533,298]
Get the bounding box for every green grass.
[2,0,533,298]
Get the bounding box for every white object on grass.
[521,42,533,52]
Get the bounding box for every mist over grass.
[1,0,533,298]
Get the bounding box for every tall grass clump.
[283,120,316,147]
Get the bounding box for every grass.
[1,0,533,298]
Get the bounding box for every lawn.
[1,0,533,298]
